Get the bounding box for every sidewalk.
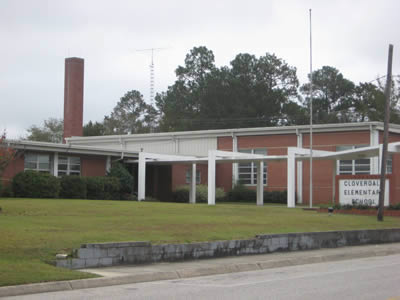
[2,243,400,298]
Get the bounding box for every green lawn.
[0,198,399,287]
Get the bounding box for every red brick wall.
[81,155,107,176]
[63,57,84,142]
[1,153,24,187]
[171,164,209,190]
[383,133,400,203]
[301,131,371,205]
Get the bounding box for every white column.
[256,161,264,206]
[296,133,303,203]
[208,151,216,205]
[370,127,379,174]
[379,144,383,173]
[138,152,146,201]
[106,156,111,173]
[287,148,296,208]
[232,134,238,187]
[189,163,197,204]
[53,152,58,177]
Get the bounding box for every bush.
[107,163,134,195]
[171,185,225,203]
[0,179,2,196]
[226,184,256,203]
[264,190,287,204]
[104,177,121,200]
[85,177,105,200]
[59,176,86,199]
[12,170,60,198]
[389,203,400,210]
[226,184,287,204]
[1,183,13,197]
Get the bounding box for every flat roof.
[8,140,139,158]
[66,122,400,144]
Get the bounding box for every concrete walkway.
[2,243,400,298]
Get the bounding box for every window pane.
[38,155,49,163]
[238,167,252,173]
[58,164,67,171]
[70,165,80,171]
[25,162,36,169]
[39,163,50,170]
[387,155,393,174]
[25,153,37,162]
[239,149,252,154]
[70,157,80,164]
[59,157,68,164]
[254,149,267,155]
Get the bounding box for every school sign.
[339,179,389,206]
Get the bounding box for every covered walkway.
[135,142,400,207]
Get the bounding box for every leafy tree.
[103,90,158,134]
[300,66,355,123]
[352,79,400,123]
[157,47,302,131]
[107,162,134,195]
[0,130,16,175]
[83,121,106,136]
[27,118,63,143]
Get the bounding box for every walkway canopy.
[134,142,400,208]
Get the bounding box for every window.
[58,156,81,176]
[386,155,393,174]
[24,153,51,173]
[238,149,267,185]
[337,145,370,175]
[337,145,392,175]
[186,170,201,184]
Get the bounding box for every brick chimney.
[63,57,84,143]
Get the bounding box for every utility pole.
[378,44,394,222]
[309,9,313,208]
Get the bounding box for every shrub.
[59,176,86,199]
[264,190,287,204]
[389,203,400,210]
[226,184,256,203]
[12,170,60,198]
[104,177,121,200]
[107,163,134,194]
[1,183,13,197]
[172,185,225,203]
[144,196,159,202]
[85,177,105,200]
[0,179,2,196]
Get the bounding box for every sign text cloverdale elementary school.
[339,179,389,206]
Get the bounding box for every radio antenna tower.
[135,48,167,105]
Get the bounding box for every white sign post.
[339,179,389,206]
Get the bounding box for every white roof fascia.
[66,122,400,145]
[9,140,139,158]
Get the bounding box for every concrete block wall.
[57,228,400,269]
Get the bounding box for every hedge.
[12,170,60,198]
[172,185,225,203]
[85,176,121,200]
[226,184,287,204]
[60,176,87,199]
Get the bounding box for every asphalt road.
[6,254,400,300]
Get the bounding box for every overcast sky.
[1,0,399,138]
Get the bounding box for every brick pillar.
[63,57,84,143]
